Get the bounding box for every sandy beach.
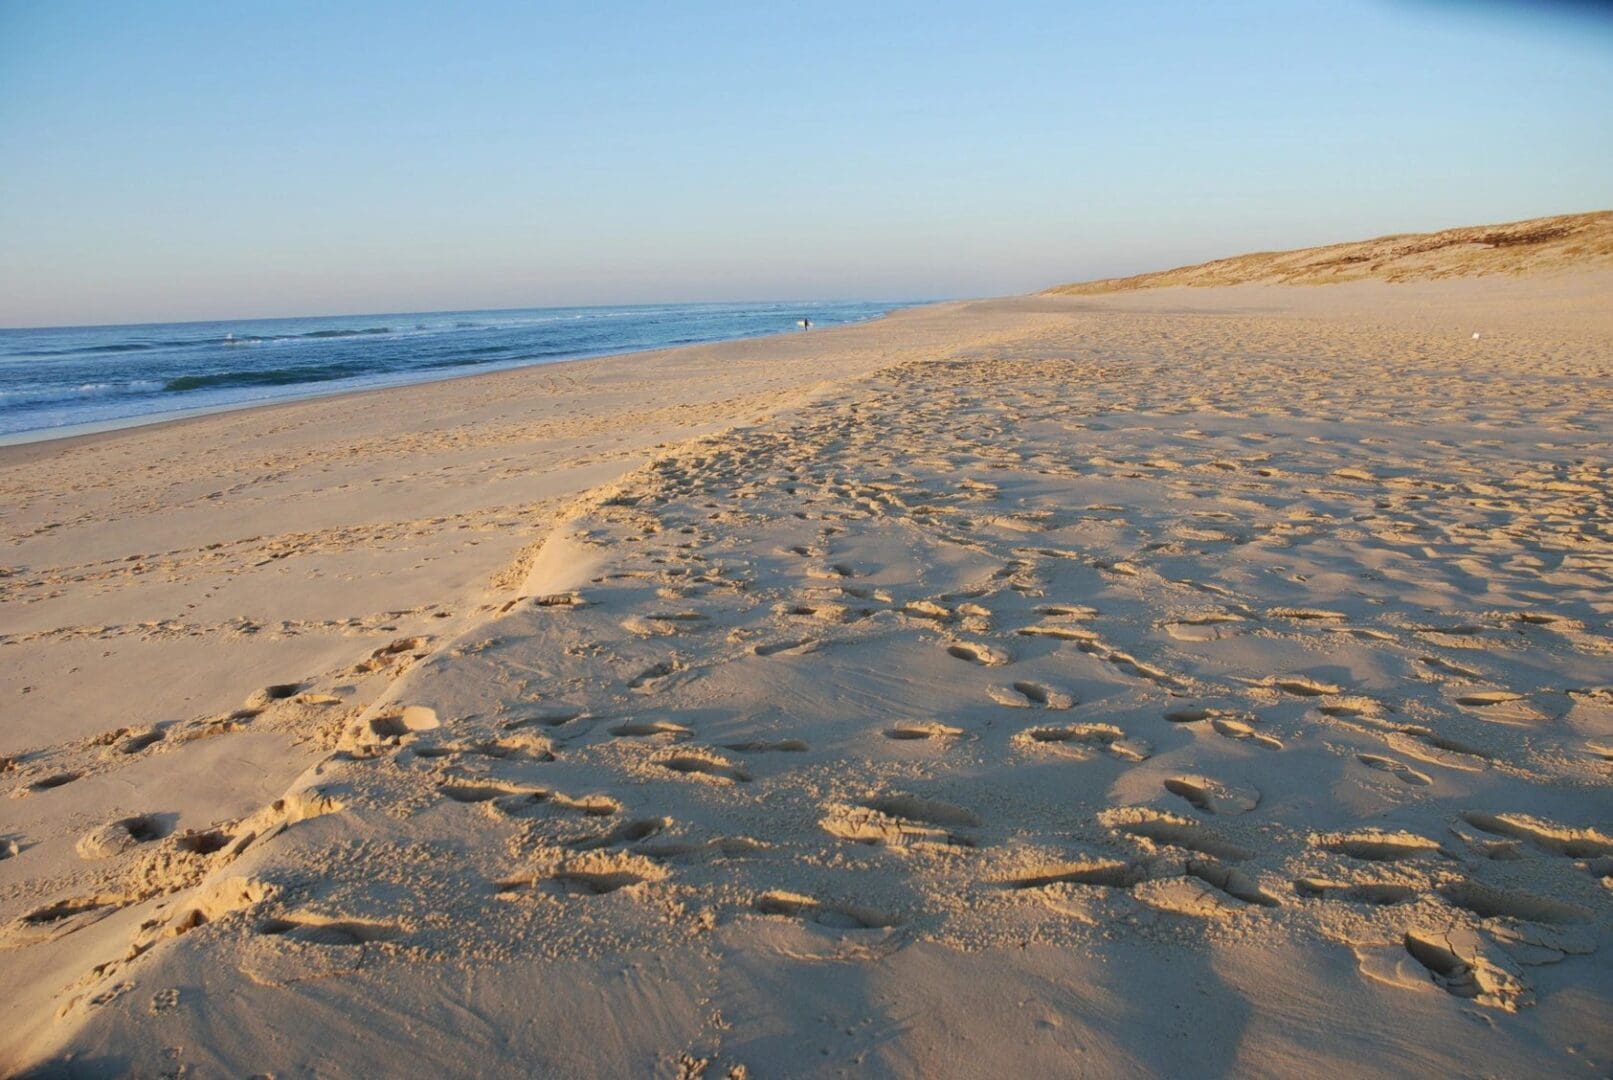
[3,220,1612,1076]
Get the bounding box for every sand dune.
[1046,210,1613,293]
[2,250,1611,1075]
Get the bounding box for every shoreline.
[0,303,927,452]
[8,262,1609,459]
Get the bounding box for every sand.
[1045,210,1613,293]
[2,257,1611,1076]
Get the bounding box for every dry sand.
[2,247,1611,1076]
[1046,209,1613,292]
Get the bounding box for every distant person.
[798,317,811,331]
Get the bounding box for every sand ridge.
[1045,210,1613,293]
[2,272,1611,1075]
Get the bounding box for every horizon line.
[0,294,945,335]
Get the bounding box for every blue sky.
[1,1,1609,326]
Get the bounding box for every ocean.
[0,299,914,441]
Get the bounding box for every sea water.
[0,299,913,441]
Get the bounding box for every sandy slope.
[1045,210,1613,293]
[2,268,1611,1077]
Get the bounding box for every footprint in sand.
[505,854,667,898]
[655,749,752,784]
[532,593,586,609]
[1163,776,1261,815]
[1016,724,1152,761]
[1163,613,1245,642]
[752,638,819,657]
[373,635,434,664]
[3,895,126,945]
[1131,861,1278,918]
[1104,651,1183,689]
[1035,604,1099,619]
[270,789,346,825]
[235,682,306,710]
[1451,690,1547,725]
[438,779,538,803]
[24,771,84,793]
[1315,698,1381,719]
[565,817,670,852]
[883,721,965,741]
[1293,878,1417,905]
[903,600,953,622]
[257,915,404,945]
[1268,607,1348,623]
[1376,727,1491,769]
[503,710,584,731]
[1164,706,1224,723]
[1455,691,1526,707]
[1397,927,1532,1010]
[820,794,979,850]
[1271,675,1343,697]
[1459,811,1613,859]
[440,780,617,818]
[414,734,556,763]
[75,814,172,859]
[1016,620,1101,644]
[1101,808,1251,861]
[1209,715,1283,749]
[1314,830,1442,862]
[781,602,851,623]
[1584,738,1613,762]
[116,727,166,754]
[363,706,441,742]
[1420,655,1483,679]
[628,660,683,692]
[754,890,895,929]
[1184,858,1279,906]
[174,827,233,855]
[1437,880,1591,925]
[609,719,692,738]
[1356,754,1433,786]
[988,681,1074,709]
[947,641,1010,666]
[541,867,655,896]
[157,877,275,939]
[721,738,809,753]
[621,614,707,638]
[1002,859,1151,890]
